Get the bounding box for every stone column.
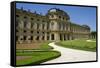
[18,35,23,44]
[40,24,42,30]
[18,20,23,29]
[45,33,47,41]
[61,34,63,41]
[39,33,42,41]
[26,36,31,43]
[44,23,47,30]
[33,36,37,42]
[54,33,59,41]
[26,21,31,29]
[34,23,37,30]
[63,34,65,41]
[49,33,52,41]
[69,34,72,40]
[65,34,67,40]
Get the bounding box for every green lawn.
[17,41,53,51]
[39,41,53,50]
[16,41,59,66]
[90,39,96,41]
[56,39,96,52]
[16,41,60,66]
[16,51,61,66]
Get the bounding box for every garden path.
[42,42,96,64]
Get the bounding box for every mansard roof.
[82,25,90,29]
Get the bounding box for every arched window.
[51,34,54,40]
[47,36,49,40]
[42,36,44,40]
[24,36,26,40]
[36,36,39,40]
[51,22,54,29]
[30,36,33,40]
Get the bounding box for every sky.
[16,3,97,31]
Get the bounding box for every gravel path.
[42,42,96,64]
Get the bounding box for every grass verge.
[56,39,96,52]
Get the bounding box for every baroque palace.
[16,8,90,43]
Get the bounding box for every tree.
[91,31,97,39]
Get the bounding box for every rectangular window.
[24,36,26,40]
[51,34,54,40]
[37,23,39,29]
[30,36,33,40]
[47,36,49,40]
